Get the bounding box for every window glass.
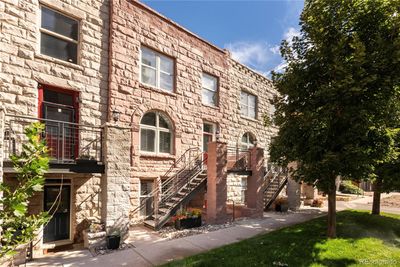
[202,74,217,91]
[140,112,173,154]
[141,112,156,126]
[40,6,78,64]
[43,89,74,106]
[160,55,173,73]
[141,66,156,87]
[203,123,214,133]
[240,91,257,119]
[141,48,156,67]
[159,131,171,153]
[40,33,77,63]
[41,6,78,40]
[202,89,216,106]
[160,73,173,92]
[140,129,155,152]
[140,47,175,92]
[158,114,170,129]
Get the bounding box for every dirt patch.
[381,195,400,207]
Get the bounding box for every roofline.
[127,1,273,83]
[129,0,226,54]
[230,58,273,83]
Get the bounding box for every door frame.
[43,180,73,245]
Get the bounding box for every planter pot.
[275,204,288,212]
[106,235,120,250]
[280,204,289,212]
[174,216,202,230]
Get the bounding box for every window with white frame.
[203,122,217,152]
[240,177,247,204]
[202,73,218,106]
[140,111,173,154]
[140,47,174,92]
[40,6,79,64]
[241,132,256,150]
[240,91,257,119]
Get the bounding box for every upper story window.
[241,132,256,150]
[202,73,218,107]
[140,47,174,92]
[240,91,257,119]
[40,6,79,64]
[140,111,173,154]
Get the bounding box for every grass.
[162,210,400,267]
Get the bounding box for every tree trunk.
[372,179,382,215]
[327,186,336,238]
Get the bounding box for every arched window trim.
[140,111,173,154]
[240,132,256,150]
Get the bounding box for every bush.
[339,180,364,195]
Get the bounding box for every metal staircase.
[131,148,207,230]
[263,165,288,210]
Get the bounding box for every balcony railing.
[3,114,103,164]
[227,147,251,171]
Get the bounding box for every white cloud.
[269,45,280,55]
[283,27,301,45]
[225,41,270,69]
[224,27,301,76]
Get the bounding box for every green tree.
[0,122,50,258]
[372,129,400,215]
[270,0,400,238]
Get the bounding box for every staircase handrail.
[130,147,202,216]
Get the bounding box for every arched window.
[241,132,256,150]
[140,111,173,154]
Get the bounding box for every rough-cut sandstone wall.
[110,0,278,212]
[227,60,279,159]
[227,173,250,204]
[0,0,110,248]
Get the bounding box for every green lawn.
[162,210,400,267]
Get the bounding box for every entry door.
[40,87,78,162]
[43,103,76,161]
[140,180,154,216]
[43,185,71,243]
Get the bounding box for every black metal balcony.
[3,114,104,173]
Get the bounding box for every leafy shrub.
[0,122,50,258]
[339,180,364,195]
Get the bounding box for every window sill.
[140,152,175,160]
[35,53,83,71]
[201,103,220,111]
[240,116,259,123]
[139,83,177,98]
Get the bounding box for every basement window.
[40,6,79,64]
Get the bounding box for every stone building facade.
[108,0,278,215]
[0,0,110,255]
[0,0,282,255]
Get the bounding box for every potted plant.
[106,230,121,250]
[311,197,324,208]
[173,209,202,230]
[274,197,289,212]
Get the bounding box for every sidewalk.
[25,209,325,267]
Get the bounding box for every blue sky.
[142,0,304,76]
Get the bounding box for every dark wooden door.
[43,185,70,243]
